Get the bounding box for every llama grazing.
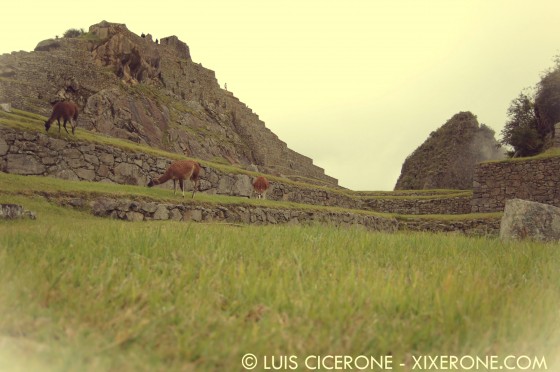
[252,176,270,199]
[44,101,79,135]
[147,159,201,198]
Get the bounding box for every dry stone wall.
[471,157,560,213]
[363,196,472,215]
[399,217,501,236]
[1,124,477,215]
[87,197,399,232]
[37,193,496,236]
[0,125,255,197]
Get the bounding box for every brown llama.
[147,159,201,198]
[44,101,79,135]
[252,176,270,199]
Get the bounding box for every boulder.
[500,199,560,242]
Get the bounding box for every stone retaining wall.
[1,125,475,215]
[364,196,472,215]
[471,157,560,212]
[88,197,399,232]
[398,217,501,236]
[51,196,497,236]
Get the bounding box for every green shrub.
[63,28,83,38]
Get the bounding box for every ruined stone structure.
[395,112,505,190]
[0,21,336,186]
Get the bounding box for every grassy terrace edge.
[0,172,502,222]
[481,147,560,164]
[0,109,352,195]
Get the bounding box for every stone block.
[75,168,96,181]
[0,137,9,156]
[500,199,560,242]
[6,154,45,175]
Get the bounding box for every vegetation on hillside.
[62,28,85,39]
[501,57,560,157]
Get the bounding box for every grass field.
[1,192,559,371]
[0,108,557,371]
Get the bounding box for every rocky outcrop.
[500,199,560,242]
[0,20,337,186]
[0,204,36,220]
[89,21,163,84]
[395,112,505,190]
[159,36,190,60]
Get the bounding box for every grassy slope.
[0,108,558,371]
[1,194,559,371]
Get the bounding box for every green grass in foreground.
[0,195,558,371]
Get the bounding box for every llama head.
[147,179,155,187]
[44,120,51,132]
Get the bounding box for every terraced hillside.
[0,21,336,185]
[1,107,502,234]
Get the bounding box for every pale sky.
[2,1,560,190]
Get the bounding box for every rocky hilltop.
[395,112,505,190]
[0,21,337,186]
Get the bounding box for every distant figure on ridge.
[44,101,79,135]
[252,176,270,199]
[147,159,201,198]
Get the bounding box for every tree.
[501,55,560,157]
[500,91,542,157]
[534,65,560,138]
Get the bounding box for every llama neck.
[153,172,173,185]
